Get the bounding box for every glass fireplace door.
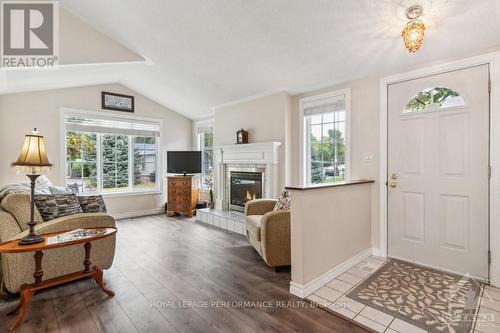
[229,170,264,212]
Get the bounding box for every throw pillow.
[273,190,291,211]
[49,185,79,195]
[35,175,52,194]
[49,186,70,194]
[77,195,107,213]
[34,194,83,222]
[0,183,30,201]
[66,183,80,194]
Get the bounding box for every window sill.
[100,190,162,198]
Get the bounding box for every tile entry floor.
[306,256,500,333]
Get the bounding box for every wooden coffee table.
[0,227,117,332]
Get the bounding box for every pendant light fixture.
[402,5,425,53]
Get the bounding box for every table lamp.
[11,129,52,245]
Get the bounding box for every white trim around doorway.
[378,51,500,287]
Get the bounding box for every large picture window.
[64,113,160,194]
[301,90,350,184]
[197,123,214,189]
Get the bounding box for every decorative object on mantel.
[236,129,248,144]
[101,91,134,112]
[204,177,215,209]
[402,5,425,53]
[11,128,53,245]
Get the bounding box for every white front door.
[388,65,490,279]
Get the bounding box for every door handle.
[389,173,398,188]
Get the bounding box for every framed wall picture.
[101,91,134,112]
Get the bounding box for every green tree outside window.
[309,111,346,184]
[404,87,463,112]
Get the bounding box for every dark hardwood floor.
[0,214,368,333]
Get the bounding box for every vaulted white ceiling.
[3,0,500,119]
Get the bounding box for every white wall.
[213,92,292,192]
[290,183,372,291]
[0,84,192,217]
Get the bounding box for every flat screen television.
[167,151,202,175]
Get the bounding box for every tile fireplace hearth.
[196,208,246,235]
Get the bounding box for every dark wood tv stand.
[166,175,199,217]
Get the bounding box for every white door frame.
[379,51,500,286]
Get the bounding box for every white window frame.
[195,118,214,189]
[299,88,351,185]
[60,108,163,197]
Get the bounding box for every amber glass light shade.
[402,19,425,53]
[11,133,52,174]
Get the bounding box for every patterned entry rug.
[347,259,482,333]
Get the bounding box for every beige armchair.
[245,199,290,268]
[0,193,116,293]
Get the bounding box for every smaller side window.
[196,123,214,189]
[404,87,465,113]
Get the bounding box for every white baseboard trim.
[289,247,373,299]
[371,247,386,258]
[114,208,164,220]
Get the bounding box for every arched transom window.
[404,87,465,113]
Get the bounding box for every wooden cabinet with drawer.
[166,175,199,217]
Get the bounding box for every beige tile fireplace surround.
[214,142,282,210]
[197,142,282,234]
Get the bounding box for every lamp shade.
[402,19,425,53]
[12,133,52,167]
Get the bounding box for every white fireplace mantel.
[214,142,281,164]
[214,142,282,210]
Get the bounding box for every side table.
[0,227,117,331]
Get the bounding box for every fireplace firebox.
[229,169,264,212]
